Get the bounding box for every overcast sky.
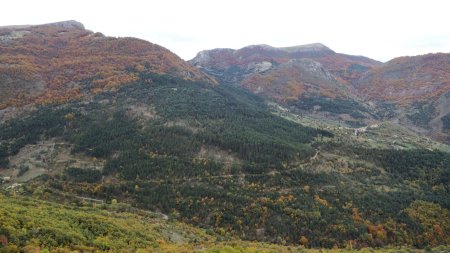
[1,0,449,62]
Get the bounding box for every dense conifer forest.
[1,74,449,249]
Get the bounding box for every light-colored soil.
[2,139,104,182]
[125,103,158,120]
[164,120,202,134]
[197,145,241,171]
[274,104,450,152]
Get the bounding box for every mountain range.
[0,21,449,252]
[191,43,450,142]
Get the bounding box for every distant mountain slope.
[240,58,347,101]
[190,43,380,87]
[0,20,214,109]
[356,53,450,104]
[356,53,450,141]
[190,44,380,124]
[191,45,450,141]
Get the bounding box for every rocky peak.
[39,20,85,30]
[189,43,338,68]
[191,48,235,66]
[240,44,277,51]
[279,43,334,53]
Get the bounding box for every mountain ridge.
[190,42,381,127]
[190,42,381,87]
[190,43,450,142]
[0,20,215,110]
[0,20,85,30]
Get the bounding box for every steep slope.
[190,43,380,87]
[1,21,449,250]
[0,20,214,109]
[1,73,449,248]
[356,53,450,103]
[191,43,380,83]
[356,53,450,141]
[192,45,450,141]
[190,44,380,124]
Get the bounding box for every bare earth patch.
[3,139,104,182]
[164,120,202,134]
[125,103,158,120]
[197,145,241,172]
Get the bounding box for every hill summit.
[0,20,213,109]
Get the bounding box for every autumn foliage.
[191,44,380,104]
[0,22,212,108]
[357,53,450,104]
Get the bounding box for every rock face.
[190,43,380,97]
[43,20,86,30]
[191,43,334,72]
[190,43,380,124]
[0,20,214,109]
[241,58,346,101]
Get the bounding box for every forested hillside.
[1,21,449,251]
[190,45,450,143]
[3,194,448,252]
[0,20,213,110]
[1,73,449,249]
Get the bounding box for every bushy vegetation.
[3,194,446,252]
[64,167,102,183]
[347,64,370,74]
[289,96,370,119]
[442,113,450,131]
[0,106,69,156]
[72,141,450,248]
[16,165,29,177]
[322,144,450,184]
[0,144,8,168]
[374,102,397,119]
[104,150,222,180]
[407,101,436,128]
[0,193,212,252]
[24,158,450,249]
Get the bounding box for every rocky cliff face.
[190,43,380,86]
